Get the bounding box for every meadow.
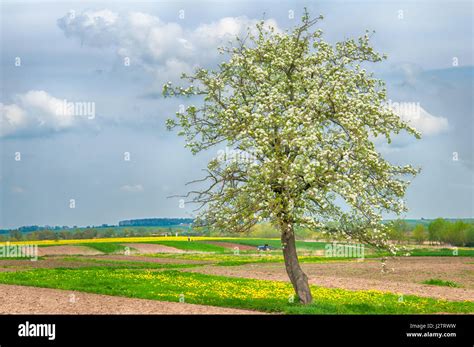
[0,236,472,314]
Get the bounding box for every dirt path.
[190,257,474,302]
[0,284,263,314]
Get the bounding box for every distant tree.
[9,230,23,241]
[441,221,468,247]
[164,11,419,304]
[59,231,70,240]
[249,223,280,238]
[428,218,447,244]
[36,230,56,240]
[102,229,115,238]
[465,225,474,247]
[387,219,409,244]
[81,229,98,239]
[412,224,427,244]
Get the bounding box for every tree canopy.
[164,11,420,255]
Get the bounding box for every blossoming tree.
[164,11,420,304]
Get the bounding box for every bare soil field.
[0,255,205,272]
[38,246,103,256]
[0,258,102,272]
[0,284,263,314]
[190,257,474,302]
[0,254,471,313]
[122,243,186,254]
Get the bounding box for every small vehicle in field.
[257,244,273,251]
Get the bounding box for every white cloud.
[407,107,449,136]
[57,9,119,47]
[0,90,78,137]
[391,103,449,136]
[120,184,144,193]
[0,104,27,137]
[57,10,280,81]
[373,103,449,150]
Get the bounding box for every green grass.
[216,255,355,266]
[0,267,471,314]
[408,248,474,257]
[223,238,328,251]
[144,253,282,266]
[0,256,44,261]
[146,249,370,266]
[422,278,462,288]
[77,240,228,254]
[77,243,128,254]
[0,257,200,271]
[138,239,335,257]
[140,241,228,253]
[145,252,349,266]
[36,242,128,254]
[58,257,202,270]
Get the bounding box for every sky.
[0,0,473,229]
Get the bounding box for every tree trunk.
[280,223,313,304]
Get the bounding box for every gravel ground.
[0,284,263,314]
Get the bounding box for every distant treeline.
[207,218,474,247]
[387,218,474,247]
[1,225,200,242]
[118,218,194,227]
[1,218,473,247]
[0,224,113,234]
[0,218,194,235]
